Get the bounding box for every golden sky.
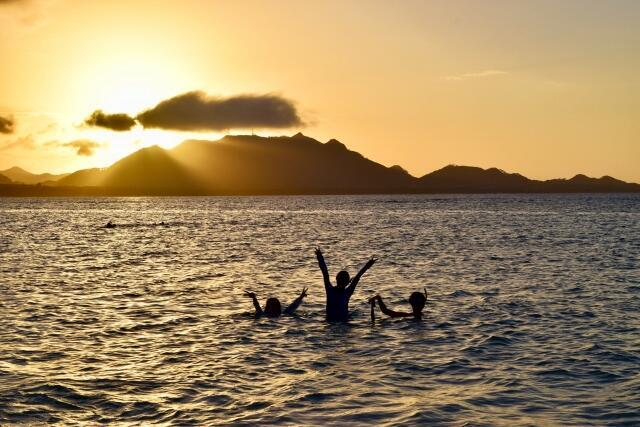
[1,0,639,181]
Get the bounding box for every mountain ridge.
[3,134,639,195]
[0,166,69,184]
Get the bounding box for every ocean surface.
[1,194,639,426]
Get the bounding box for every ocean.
[1,194,639,425]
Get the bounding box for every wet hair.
[264,297,282,317]
[409,291,426,314]
[336,270,350,288]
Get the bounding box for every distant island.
[1,133,639,196]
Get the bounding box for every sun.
[77,60,181,116]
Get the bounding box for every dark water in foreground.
[1,194,639,426]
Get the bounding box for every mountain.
[56,168,104,187]
[416,166,640,193]
[542,174,640,192]
[169,133,413,194]
[57,133,414,194]
[0,173,11,184]
[0,166,68,184]
[5,133,640,196]
[417,165,533,192]
[56,146,200,193]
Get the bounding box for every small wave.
[534,368,577,379]
[118,401,162,419]
[300,392,339,403]
[482,335,513,346]
[25,394,82,411]
[199,394,233,405]
[450,289,474,297]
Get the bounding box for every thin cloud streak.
[0,135,35,150]
[43,139,103,156]
[443,70,509,81]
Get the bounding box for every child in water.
[315,247,377,322]
[369,288,427,321]
[244,287,308,317]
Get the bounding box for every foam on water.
[1,194,639,425]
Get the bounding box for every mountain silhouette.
[101,145,200,191]
[417,165,532,192]
[56,168,103,187]
[57,133,413,194]
[0,173,11,184]
[57,147,201,194]
[169,133,413,194]
[5,133,640,195]
[0,166,68,184]
[543,174,640,192]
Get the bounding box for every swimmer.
[369,288,427,321]
[105,220,116,228]
[244,287,308,317]
[315,247,376,322]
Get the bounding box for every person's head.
[409,291,426,318]
[264,297,282,317]
[336,270,350,289]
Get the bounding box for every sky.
[0,0,639,181]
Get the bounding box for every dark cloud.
[136,91,303,131]
[0,115,15,134]
[62,139,101,156]
[84,110,136,131]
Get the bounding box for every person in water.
[315,247,376,322]
[369,289,427,321]
[105,220,116,228]
[244,287,308,317]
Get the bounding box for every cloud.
[84,110,136,131]
[0,133,102,156]
[0,115,15,134]
[61,139,101,156]
[44,139,102,156]
[0,135,35,150]
[0,0,57,30]
[136,91,304,131]
[444,70,509,81]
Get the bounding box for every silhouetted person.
[244,287,307,317]
[105,220,116,228]
[315,247,376,322]
[370,289,427,321]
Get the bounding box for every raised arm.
[347,257,377,296]
[315,248,332,291]
[369,295,377,321]
[244,291,263,315]
[375,295,412,318]
[284,287,308,315]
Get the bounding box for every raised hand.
[370,294,377,321]
[245,290,262,314]
[315,246,331,289]
[365,256,378,269]
[300,287,308,298]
